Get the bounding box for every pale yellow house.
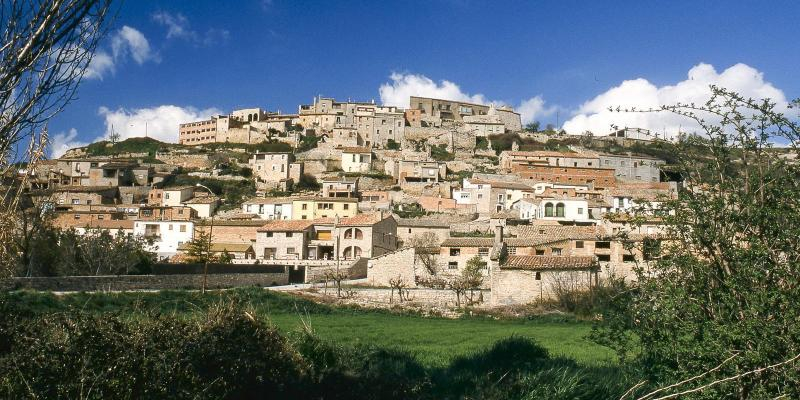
[291,197,358,220]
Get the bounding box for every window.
[287,247,296,254]
[478,248,489,256]
[552,248,562,255]
[535,272,541,280]
[450,248,461,256]
[448,262,458,270]
[643,239,662,260]
[508,247,517,255]
[74,214,80,219]
[623,254,636,262]
[286,232,293,238]
[544,203,554,217]
[168,224,173,231]
[165,193,170,199]
[343,204,349,210]
[71,199,80,205]
[535,249,545,255]
[556,203,565,217]
[179,225,186,232]
[596,241,611,249]
[302,204,308,210]
[266,232,273,237]
[577,208,584,215]
[597,254,611,262]
[576,241,584,249]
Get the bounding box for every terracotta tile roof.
[242,197,296,205]
[58,219,135,230]
[339,146,372,154]
[397,218,450,228]
[257,219,315,232]
[441,237,495,247]
[503,255,597,271]
[516,225,608,240]
[468,178,533,191]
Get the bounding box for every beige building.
[396,218,451,246]
[292,197,358,220]
[299,97,405,148]
[491,255,598,305]
[160,186,195,207]
[183,196,219,218]
[321,178,358,198]
[254,213,398,261]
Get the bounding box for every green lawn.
[6,288,613,368]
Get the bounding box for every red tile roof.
[503,255,597,271]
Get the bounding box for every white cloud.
[84,51,114,80]
[379,73,555,125]
[517,96,558,125]
[49,129,88,158]
[84,26,157,80]
[112,26,159,64]
[562,63,789,138]
[152,11,230,46]
[379,73,488,108]
[98,105,223,143]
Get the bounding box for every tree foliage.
[596,86,800,399]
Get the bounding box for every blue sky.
[50,0,800,155]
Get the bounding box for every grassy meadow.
[5,288,613,368]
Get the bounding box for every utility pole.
[196,183,215,294]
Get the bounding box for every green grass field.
[5,288,614,368]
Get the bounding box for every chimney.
[494,224,504,245]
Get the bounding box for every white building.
[134,220,194,259]
[161,186,194,207]
[242,198,294,220]
[512,197,594,224]
[341,147,372,173]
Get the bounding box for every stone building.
[298,97,405,148]
[385,159,447,184]
[598,153,665,182]
[248,151,304,189]
[45,186,120,205]
[499,150,601,171]
[490,255,599,305]
[396,218,451,246]
[321,178,358,198]
[515,165,617,189]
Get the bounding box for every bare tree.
[406,232,440,276]
[0,0,114,280]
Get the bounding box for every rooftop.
[396,218,451,228]
[339,146,372,154]
[440,237,495,247]
[503,255,598,271]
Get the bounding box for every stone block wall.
[347,287,489,308]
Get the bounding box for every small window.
[266,232,273,237]
[448,262,458,270]
[535,249,545,255]
[287,247,296,254]
[286,232,293,238]
[168,224,173,231]
[597,254,611,262]
[623,254,636,262]
[179,225,186,233]
[508,247,517,255]
[450,248,461,256]
[576,241,584,249]
[302,204,308,210]
[535,272,541,280]
[343,204,349,210]
[478,248,489,256]
[596,241,611,249]
[552,248,562,255]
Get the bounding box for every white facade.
[162,187,194,207]
[242,201,293,220]
[537,199,592,223]
[341,151,372,173]
[134,220,194,259]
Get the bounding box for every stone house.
[49,186,120,205]
[340,147,373,173]
[599,153,665,182]
[438,237,495,278]
[396,218,451,246]
[516,165,617,189]
[255,220,313,260]
[248,151,304,188]
[358,190,392,211]
[500,150,600,171]
[490,255,599,305]
[453,178,533,214]
[385,159,447,185]
[138,205,195,221]
[195,220,264,249]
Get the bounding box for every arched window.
[353,246,362,258]
[344,228,353,239]
[353,228,363,240]
[247,114,252,122]
[556,203,565,217]
[343,246,352,259]
[544,202,554,217]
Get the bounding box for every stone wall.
[156,153,212,169]
[346,287,490,308]
[366,247,418,287]
[8,272,289,292]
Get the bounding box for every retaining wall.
[8,272,289,292]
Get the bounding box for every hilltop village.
[25,95,676,307]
